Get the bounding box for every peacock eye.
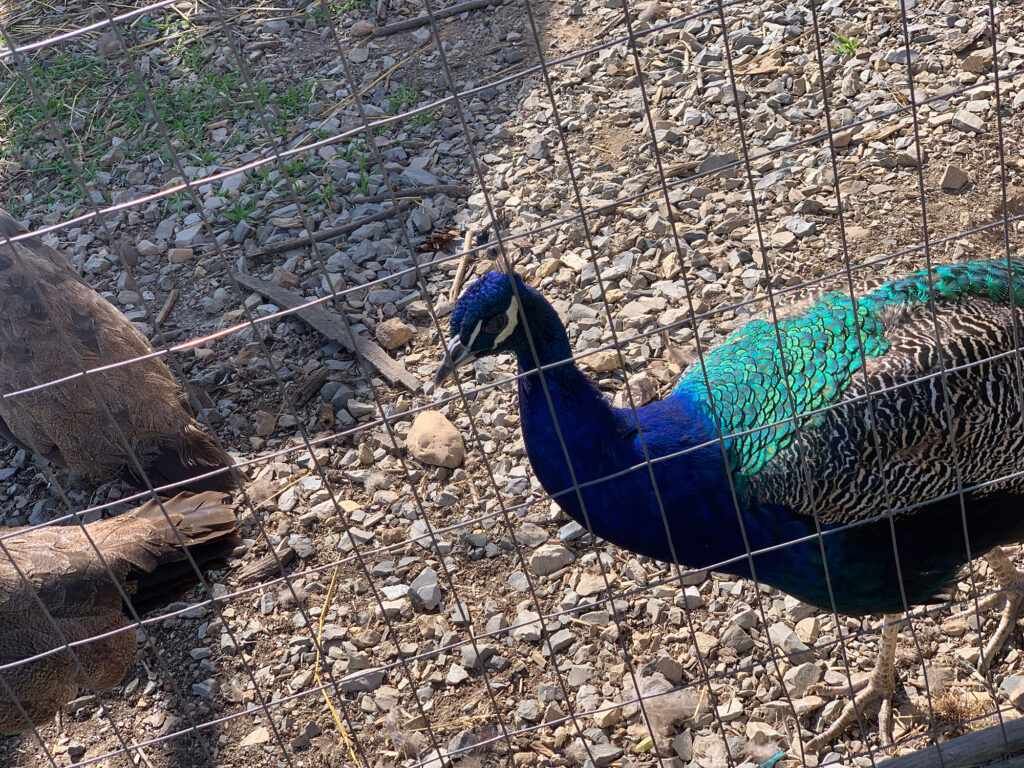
[482,314,507,334]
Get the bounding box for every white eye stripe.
[493,297,519,345]
[466,320,483,350]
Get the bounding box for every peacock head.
[435,271,530,385]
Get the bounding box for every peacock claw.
[806,614,901,752]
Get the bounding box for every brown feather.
[0,210,234,492]
[0,491,238,732]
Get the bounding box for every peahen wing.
[673,259,1024,522]
[0,210,232,490]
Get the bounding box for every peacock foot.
[945,547,1024,673]
[805,614,901,751]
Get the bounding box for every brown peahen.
[0,491,237,732]
[0,210,233,492]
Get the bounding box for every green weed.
[833,33,861,58]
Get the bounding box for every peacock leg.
[806,614,901,751]
[950,547,1024,672]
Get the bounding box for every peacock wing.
[673,259,1024,491]
[713,261,1024,525]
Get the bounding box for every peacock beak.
[434,336,475,386]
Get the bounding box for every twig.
[372,0,490,36]
[449,229,477,302]
[352,184,471,204]
[247,200,415,261]
[230,271,421,391]
[155,287,179,328]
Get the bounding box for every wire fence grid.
[2,0,1024,767]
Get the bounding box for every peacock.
[436,259,1024,749]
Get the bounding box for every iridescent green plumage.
[675,260,1024,475]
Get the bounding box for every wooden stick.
[155,287,179,328]
[449,229,477,302]
[230,271,421,392]
[351,183,471,204]
[874,715,1024,768]
[371,0,490,36]
[248,200,415,262]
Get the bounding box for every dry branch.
[230,271,421,392]
[352,184,471,204]
[248,200,415,261]
[371,0,490,37]
[876,716,1024,768]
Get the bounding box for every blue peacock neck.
[509,289,756,570]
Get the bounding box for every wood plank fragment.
[876,716,1024,768]
[230,271,421,392]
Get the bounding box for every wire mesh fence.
[4,0,1024,767]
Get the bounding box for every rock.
[784,218,817,238]
[768,622,814,664]
[587,349,619,373]
[410,567,441,610]
[720,622,755,652]
[693,631,720,656]
[376,317,415,349]
[512,610,542,642]
[517,699,541,722]
[529,543,575,575]
[407,411,464,468]
[1001,675,1024,707]
[254,410,277,437]
[340,669,385,692]
[941,164,969,190]
[446,663,470,685]
[795,616,821,645]
[168,247,194,263]
[351,19,374,35]
[951,110,985,134]
[654,655,683,683]
[673,730,693,761]
[591,743,623,766]
[240,726,271,747]
[783,662,821,697]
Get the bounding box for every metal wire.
[3,0,1024,766]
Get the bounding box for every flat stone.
[951,109,985,133]
[445,664,470,685]
[784,662,821,697]
[721,622,755,652]
[410,567,441,610]
[941,163,969,190]
[529,543,575,576]
[240,726,271,747]
[768,622,814,664]
[168,247,194,263]
[693,631,720,656]
[1001,675,1024,707]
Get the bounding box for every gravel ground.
[3,0,1024,767]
